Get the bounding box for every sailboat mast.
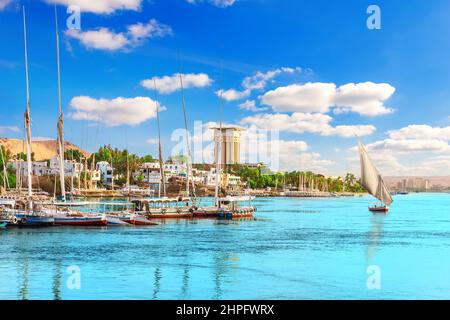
[22,7,33,211]
[153,78,166,197]
[126,151,130,195]
[0,146,9,190]
[178,73,195,198]
[214,91,223,207]
[54,5,66,201]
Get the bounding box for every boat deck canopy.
[131,197,190,204]
[218,196,255,202]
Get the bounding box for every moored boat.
[11,212,55,227]
[131,197,194,219]
[195,196,256,220]
[106,215,130,226]
[119,214,158,226]
[53,214,107,226]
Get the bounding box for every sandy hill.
[0,138,90,161]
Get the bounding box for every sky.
[0,0,449,176]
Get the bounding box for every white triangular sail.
[358,141,393,206]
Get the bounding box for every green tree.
[16,151,35,161]
[64,149,84,162]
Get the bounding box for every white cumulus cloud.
[0,0,12,10]
[65,19,172,51]
[69,96,161,127]
[360,124,450,155]
[0,125,20,134]
[47,0,142,14]
[238,100,268,112]
[66,28,128,51]
[141,73,212,94]
[240,112,376,138]
[367,138,450,153]
[217,66,301,102]
[387,124,450,141]
[216,89,251,101]
[333,82,395,116]
[242,67,301,91]
[261,81,395,116]
[187,0,237,8]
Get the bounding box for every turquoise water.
[1,193,449,300]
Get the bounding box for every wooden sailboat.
[358,141,393,213]
[53,213,108,226]
[193,86,256,219]
[54,4,66,203]
[12,7,55,227]
[49,7,106,226]
[129,73,195,219]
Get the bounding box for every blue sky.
[1,0,449,175]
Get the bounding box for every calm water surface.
[1,193,450,300]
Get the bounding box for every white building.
[203,168,218,186]
[10,160,48,176]
[133,162,170,184]
[164,162,187,176]
[96,161,114,184]
[49,156,83,177]
[212,126,244,165]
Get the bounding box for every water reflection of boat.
[365,214,386,263]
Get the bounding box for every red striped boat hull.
[54,217,107,226]
[145,212,193,219]
[120,216,158,226]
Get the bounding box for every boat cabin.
[131,197,191,212]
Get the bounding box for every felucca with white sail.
[358,141,393,213]
[50,6,107,226]
[7,7,55,226]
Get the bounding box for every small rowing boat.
[106,215,130,226]
[54,214,108,226]
[120,214,158,226]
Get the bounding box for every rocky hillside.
[0,138,90,161]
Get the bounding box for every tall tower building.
[213,126,243,165]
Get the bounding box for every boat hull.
[193,210,219,218]
[54,216,107,226]
[106,216,130,226]
[120,215,158,226]
[218,210,255,219]
[369,206,389,213]
[145,212,193,219]
[194,206,256,219]
[10,214,55,227]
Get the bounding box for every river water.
[0,193,449,299]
